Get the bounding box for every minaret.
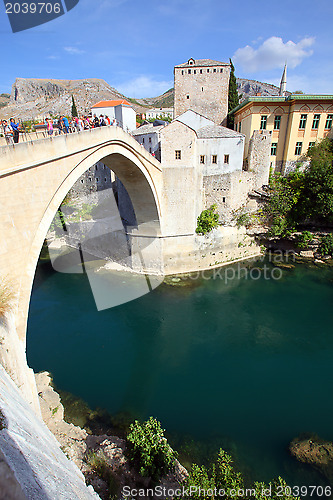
[279,63,287,96]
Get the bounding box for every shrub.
[87,451,120,498]
[318,233,333,256]
[296,231,313,249]
[236,213,251,228]
[196,204,219,235]
[126,417,177,480]
[178,449,299,500]
[0,277,15,317]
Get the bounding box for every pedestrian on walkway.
[62,116,70,134]
[2,120,14,145]
[57,117,64,134]
[10,118,20,143]
[46,118,53,136]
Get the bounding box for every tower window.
[149,137,152,143]
[295,142,302,155]
[96,178,99,182]
[312,114,320,129]
[222,197,226,203]
[194,70,196,74]
[202,87,204,92]
[142,138,145,143]
[200,69,202,74]
[188,69,191,74]
[224,154,229,164]
[299,114,307,129]
[200,155,205,164]
[271,143,277,156]
[104,178,107,182]
[175,150,181,160]
[260,115,267,130]
[186,94,190,99]
[213,68,216,73]
[220,68,223,73]
[207,69,209,72]
[274,115,281,130]
[182,70,184,75]
[212,155,217,164]
[81,179,84,183]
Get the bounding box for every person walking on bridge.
[2,120,14,145]
[10,118,20,143]
[62,116,70,134]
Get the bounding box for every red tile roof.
[92,99,131,108]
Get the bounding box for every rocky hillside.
[0,78,130,120]
[0,76,286,120]
[0,93,10,109]
[236,78,289,100]
[133,88,174,109]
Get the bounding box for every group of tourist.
[1,118,20,145]
[1,114,119,145]
[45,114,118,136]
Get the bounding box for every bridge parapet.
[0,126,162,177]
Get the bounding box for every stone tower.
[174,58,231,125]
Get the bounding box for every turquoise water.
[27,253,333,486]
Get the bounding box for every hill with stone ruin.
[0,77,286,120]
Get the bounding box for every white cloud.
[233,36,315,72]
[64,46,85,55]
[116,76,173,98]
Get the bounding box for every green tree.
[196,205,219,234]
[263,139,333,235]
[227,59,239,129]
[71,95,78,117]
[126,417,177,481]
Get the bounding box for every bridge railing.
[0,120,134,148]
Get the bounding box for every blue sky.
[0,0,332,97]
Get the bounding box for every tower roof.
[175,58,229,68]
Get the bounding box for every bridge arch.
[0,128,164,349]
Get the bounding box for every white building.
[132,122,167,160]
[91,99,136,132]
[161,110,245,174]
[144,108,173,121]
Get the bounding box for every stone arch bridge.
[0,126,199,408]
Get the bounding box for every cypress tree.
[227,59,239,129]
[71,95,78,117]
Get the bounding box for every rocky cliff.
[0,78,128,120]
[236,78,289,99]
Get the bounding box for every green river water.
[27,252,333,489]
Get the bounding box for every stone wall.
[247,130,271,188]
[161,226,261,275]
[68,161,113,201]
[174,63,230,125]
[203,171,255,223]
[0,358,100,499]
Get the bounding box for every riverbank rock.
[299,250,314,258]
[290,436,333,483]
[35,372,187,500]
